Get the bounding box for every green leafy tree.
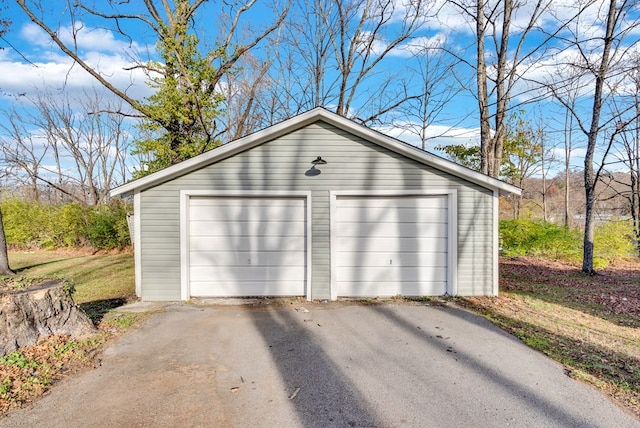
[133,10,224,177]
[502,112,543,218]
[436,143,481,170]
[437,112,543,215]
[502,112,542,181]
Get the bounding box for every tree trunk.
[476,0,491,176]
[582,184,596,274]
[541,140,548,222]
[0,209,14,276]
[581,0,618,274]
[0,280,95,356]
[564,159,570,228]
[629,88,640,257]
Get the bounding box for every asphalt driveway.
[1,301,637,427]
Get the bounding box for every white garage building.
[111,108,520,301]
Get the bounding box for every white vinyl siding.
[334,195,448,297]
[187,196,307,297]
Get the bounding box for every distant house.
[111,108,521,301]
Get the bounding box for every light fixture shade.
[311,156,327,165]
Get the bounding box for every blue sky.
[1,0,639,178]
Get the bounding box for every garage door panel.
[335,195,448,297]
[336,252,447,267]
[190,235,306,252]
[337,281,447,297]
[190,281,304,297]
[190,265,305,281]
[188,196,306,297]
[335,222,448,238]
[335,207,447,223]
[336,197,448,209]
[190,204,304,221]
[190,197,301,207]
[189,251,304,267]
[336,237,447,252]
[336,266,447,282]
[190,220,306,237]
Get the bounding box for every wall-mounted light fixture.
[311,156,327,165]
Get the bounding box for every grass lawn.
[460,256,640,419]
[7,250,136,321]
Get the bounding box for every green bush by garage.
[1,198,131,250]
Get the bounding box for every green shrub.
[593,220,635,267]
[55,203,89,247]
[1,198,47,247]
[500,219,581,261]
[87,202,131,249]
[1,198,131,250]
[500,219,636,266]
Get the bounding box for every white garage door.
[335,195,448,297]
[188,196,307,297]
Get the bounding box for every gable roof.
[111,107,521,197]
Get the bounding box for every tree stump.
[0,280,96,356]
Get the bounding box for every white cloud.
[375,121,481,153]
[0,23,153,106]
[550,146,587,169]
[19,23,53,48]
[58,23,143,53]
[20,22,143,54]
[390,33,448,58]
[0,55,152,103]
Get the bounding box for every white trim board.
[133,191,142,298]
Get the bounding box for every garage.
[332,193,454,298]
[186,195,308,298]
[111,108,520,301]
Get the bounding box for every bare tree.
[0,108,47,201]
[445,0,571,177]
[217,28,286,141]
[561,73,581,228]
[609,57,640,255]
[544,0,640,273]
[537,126,557,222]
[1,90,133,205]
[268,0,429,125]
[393,40,466,150]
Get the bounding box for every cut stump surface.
[0,280,95,356]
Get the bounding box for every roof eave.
[315,111,522,196]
